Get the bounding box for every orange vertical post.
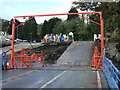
[10,18,16,69]
[97,12,104,70]
[99,12,104,57]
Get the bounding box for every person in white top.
[63,34,67,41]
[69,32,74,41]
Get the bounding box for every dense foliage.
[40,17,62,39]
[73,2,120,43]
[73,1,120,66]
[95,2,120,43]
[2,2,119,42]
[39,7,87,41]
[2,17,38,41]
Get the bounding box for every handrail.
[103,56,120,89]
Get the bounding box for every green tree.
[95,2,120,42]
[40,20,48,39]
[67,7,79,20]
[72,1,120,42]
[64,18,86,41]
[19,17,38,41]
[85,14,100,40]
[53,21,65,34]
[7,19,21,37]
[47,17,62,34]
[72,2,100,24]
[72,2,99,11]
[40,17,62,39]
[37,24,43,39]
[2,20,9,32]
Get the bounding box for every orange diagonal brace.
[15,17,34,28]
[79,15,100,25]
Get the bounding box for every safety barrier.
[12,48,45,69]
[1,48,45,69]
[103,56,120,89]
[92,46,102,70]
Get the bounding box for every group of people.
[43,32,74,43]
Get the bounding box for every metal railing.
[0,49,45,70]
[92,46,102,70]
[103,56,120,89]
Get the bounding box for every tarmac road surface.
[2,41,108,89]
[1,42,42,54]
[56,41,94,66]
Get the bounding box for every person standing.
[63,34,67,41]
[2,52,8,70]
[55,34,58,42]
[69,32,74,41]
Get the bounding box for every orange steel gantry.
[10,12,104,70]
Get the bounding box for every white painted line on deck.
[41,71,67,88]
[97,71,102,88]
[2,70,34,82]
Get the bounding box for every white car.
[15,38,23,42]
[33,40,36,43]
[23,40,27,42]
[1,38,11,46]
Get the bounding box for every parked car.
[16,38,23,42]
[23,40,27,42]
[33,40,36,43]
[14,38,23,43]
[0,38,11,47]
